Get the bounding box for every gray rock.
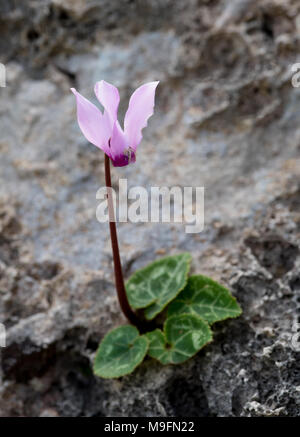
[0,0,299,416]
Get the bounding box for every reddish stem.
[104,154,143,328]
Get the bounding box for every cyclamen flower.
[71,80,159,167]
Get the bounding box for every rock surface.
[0,0,299,416]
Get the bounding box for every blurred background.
[0,0,299,417]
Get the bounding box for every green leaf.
[167,275,242,324]
[93,325,148,379]
[126,253,191,320]
[145,314,212,365]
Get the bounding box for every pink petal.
[109,121,135,167]
[71,88,111,153]
[110,121,127,158]
[124,81,159,151]
[94,80,120,129]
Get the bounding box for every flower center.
[124,147,134,163]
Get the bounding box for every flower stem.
[104,154,144,329]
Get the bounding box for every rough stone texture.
[0,0,300,417]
